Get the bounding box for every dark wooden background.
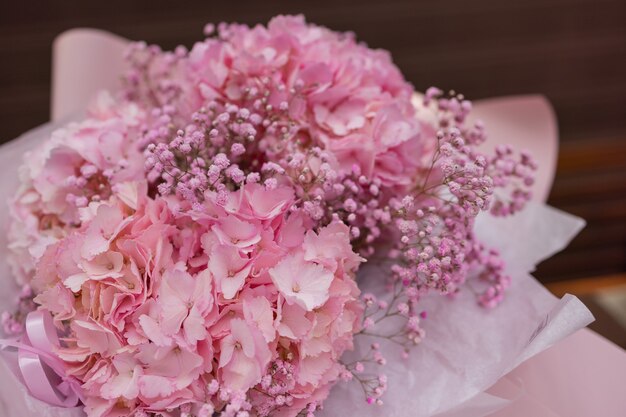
[1,0,624,283]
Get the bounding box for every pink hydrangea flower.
[8,92,146,283]
[20,176,362,416]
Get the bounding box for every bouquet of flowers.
[0,15,593,417]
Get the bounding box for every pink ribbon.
[0,310,82,407]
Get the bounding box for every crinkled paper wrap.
[0,28,595,417]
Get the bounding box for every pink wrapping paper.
[0,28,623,417]
[51,29,128,122]
[488,328,626,417]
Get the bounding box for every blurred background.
[0,0,624,345]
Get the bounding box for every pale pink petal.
[270,253,333,311]
[72,318,122,355]
[220,352,261,391]
[183,306,207,344]
[230,318,256,358]
[219,272,247,300]
[297,352,334,386]
[278,301,312,339]
[219,335,235,368]
[244,183,293,220]
[209,245,251,299]
[243,296,276,342]
[100,365,141,400]
[139,375,175,398]
[64,272,89,292]
[212,215,261,249]
[139,314,172,346]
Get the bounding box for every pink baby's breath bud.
[340,369,353,381]
[219,388,230,402]
[398,303,409,315]
[407,316,420,330]
[425,86,443,103]
[401,195,414,209]
[179,143,192,154]
[203,23,215,36]
[74,196,88,207]
[363,293,376,306]
[217,112,230,124]
[231,142,246,156]
[332,183,345,194]
[245,172,260,183]
[226,165,245,183]
[180,404,192,417]
[264,177,277,190]
[174,45,188,58]
[80,164,98,178]
[198,404,215,417]
[261,161,285,175]
[213,153,230,169]
[214,188,228,204]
